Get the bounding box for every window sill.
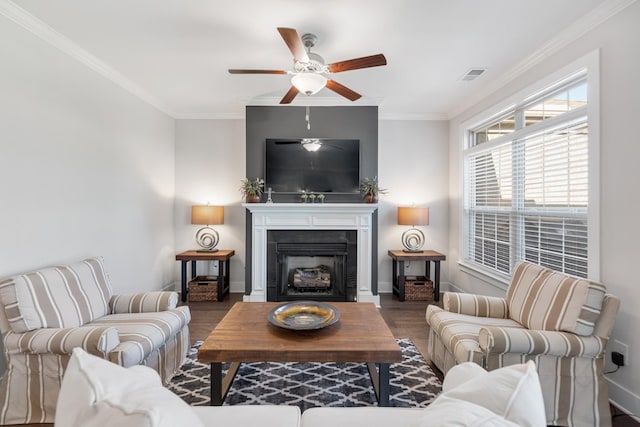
[457,261,510,292]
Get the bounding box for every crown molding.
[378,112,448,121]
[174,112,246,120]
[0,0,175,117]
[447,0,638,119]
[245,95,381,107]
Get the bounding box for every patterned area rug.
[168,338,442,411]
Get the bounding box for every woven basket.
[404,276,434,301]
[188,276,218,302]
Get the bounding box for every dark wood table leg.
[191,260,197,279]
[180,261,187,302]
[434,261,441,302]
[211,362,222,406]
[216,259,231,302]
[425,260,431,280]
[392,259,398,296]
[210,361,240,406]
[367,362,391,406]
[398,261,406,301]
[225,259,231,296]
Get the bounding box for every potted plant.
[240,178,264,203]
[360,176,387,203]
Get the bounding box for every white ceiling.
[6,0,625,119]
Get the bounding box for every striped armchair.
[0,257,191,425]
[426,261,620,427]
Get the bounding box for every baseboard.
[608,377,640,422]
[444,282,464,293]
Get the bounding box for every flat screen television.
[265,138,360,193]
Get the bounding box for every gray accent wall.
[246,105,378,203]
[244,105,379,296]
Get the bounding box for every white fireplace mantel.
[243,203,379,305]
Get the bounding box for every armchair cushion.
[55,347,205,427]
[0,257,112,333]
[3,325,120,356]
[444,292,509,318]
[506,261,606,336]
[90,306,191,367]
[109,291,178,314]
[426,305,524,365]
[478,326,607,358]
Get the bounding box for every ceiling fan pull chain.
[306,106,311,130]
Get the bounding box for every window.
[463,62,597,281]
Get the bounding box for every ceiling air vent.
[461,68,487,81]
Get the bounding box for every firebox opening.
[267,230,357,302]
[287,257,333,296]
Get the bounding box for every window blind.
[464,79,589,278]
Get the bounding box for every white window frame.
[458,50,600,287]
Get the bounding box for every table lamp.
[191,205,224,252]
[397,206,429,253]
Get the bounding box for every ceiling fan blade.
[277,27,310,63]
[280,86,299,104]
[325,80,361,101]
[228,69,287,74]
[328,54,387,73]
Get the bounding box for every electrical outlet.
[612,351,624,367]
[611,339,629,367]
[209,261,219,276]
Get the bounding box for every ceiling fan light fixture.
[291,73,327,95]
[301,138,322,152]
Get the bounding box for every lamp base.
[401,227,426,252]
[195,226,220,252]
[196,248,219,253]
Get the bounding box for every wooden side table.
[175,250,235,302]
[388,250,446,302]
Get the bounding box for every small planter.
[245,194,261,203]
[363,193,378,203]
[240,178,264,204]
[360,177,386,203]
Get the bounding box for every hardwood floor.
[19,293,638,426]
[188,293,639,427]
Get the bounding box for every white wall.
[174,120,246,291]
[173,119,449,295]
[378,120,450,291]
[447,2,640,414]
[0,17,176,291]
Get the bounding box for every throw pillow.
[441,361,486,392]
[412,361,546,427]
[55,347,205,427]
[410,397,520,427]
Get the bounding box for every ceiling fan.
[229,27,387,104]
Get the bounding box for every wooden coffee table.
[198,302,403,406]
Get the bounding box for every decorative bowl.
[268,301,340,330]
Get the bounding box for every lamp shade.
[291,73,327,95]
[191,205,224,225]
[397,207,429,226]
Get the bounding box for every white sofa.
[0,257,190,424]
[56,347,547,427]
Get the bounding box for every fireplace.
[267,230,357,302]
[243,203,379,306]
